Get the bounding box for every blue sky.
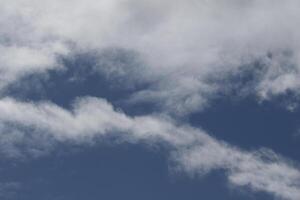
[1,1,300,200]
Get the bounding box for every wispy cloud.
[0,97,299,199]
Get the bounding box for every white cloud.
[177,145,300,200]
[1,1,300,199]
[0,97,299,199]
[1,0,300,112]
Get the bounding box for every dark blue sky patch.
[189,95,300,162]
[0,143,274,200]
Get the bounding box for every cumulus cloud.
[0,97,299,199]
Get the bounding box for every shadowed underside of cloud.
[0,97,299,200]
[1,0,300,199]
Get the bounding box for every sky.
[0,0,300,199]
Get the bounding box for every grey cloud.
[1,0,300,113]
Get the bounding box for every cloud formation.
[0,97,299,199]
[1,0,300,112]
[1,1,300,199]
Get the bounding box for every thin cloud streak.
[0,97,299,200]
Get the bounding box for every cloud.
[0,97,299,199]
[177,146,300,200]
[1,0,300,113]
[1,1,300,199]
